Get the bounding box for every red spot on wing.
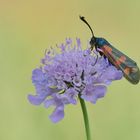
[102,45,127,68]
[124,67,130,75]
[115,56,126,66]
[103,45,112,53]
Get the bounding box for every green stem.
[79,95,91,140]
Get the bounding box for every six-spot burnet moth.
[80,16,140,84]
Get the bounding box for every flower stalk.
[79,94,91,140]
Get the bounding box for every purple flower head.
[28,38,123,123]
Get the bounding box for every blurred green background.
[0,0,140,140]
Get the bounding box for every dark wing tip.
[124,66,140,84]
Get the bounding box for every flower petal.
[44,99,55,108]
[49,105,64,123]
[32,69,45,84]
[94,85,107,98]
[28,94,47,105]
[81,85,107,103]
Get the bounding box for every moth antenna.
[79,16,94,37]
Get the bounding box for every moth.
[80,16,140,84]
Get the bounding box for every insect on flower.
[80,16,140,84]
[28,38,123,123]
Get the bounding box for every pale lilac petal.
[28,94,47,105]
[64,88,78,104]
[49,105,64,123]
[73,76,82,87]
[44,99,54,108]
[95,85,107,98]
[32,69,45,84]
[76,38,81,50]
[81,85,107,103]
[102,66,123,80]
